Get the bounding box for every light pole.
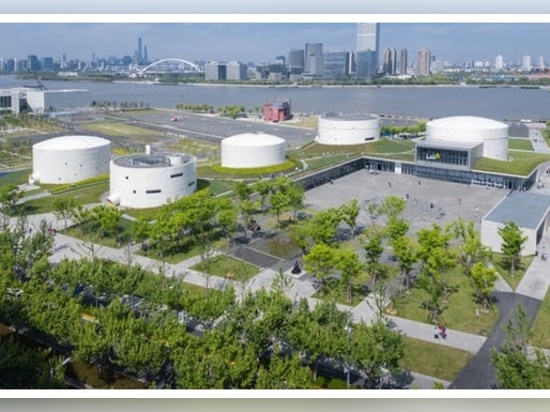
[344,317,352,389]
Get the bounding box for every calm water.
[2,75,550,120]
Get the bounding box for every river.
[2,75,550,121]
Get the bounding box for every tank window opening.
[125,176,129,180]
[146,189,162,194]
[187,181,195,187]
[170,173,183,178]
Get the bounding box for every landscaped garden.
[191,255,259,282]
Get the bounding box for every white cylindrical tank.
[426,116,509,160]
[221,133,286,168]
[317,112,380,145]
[108,152,197,209]
[31,135,111,184]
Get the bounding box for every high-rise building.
[138,37,143,65]
[288,49,304,75]
[399,49,408,75]
[522,55,532,71]
[226,61,248,81]
[382,48,397,75]
[323,51,351,79]
[495,55,504,71]
[538,56,545,71]
[355,23,379,80]
[304,43,323,76]
[416,48,431,77]
[143,46,148,65]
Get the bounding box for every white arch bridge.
[136,59,203,75]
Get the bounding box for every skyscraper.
[495,55,504,71]
[304,43,323,77]
[399,49,408,75]
[355,23,379,80]
[522,55,532,71]
[137,37,143,65]
[143,45,148,65]
[288,49,304,75]
[416,48,431,77]
[382,48,397,75]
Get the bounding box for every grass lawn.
[21,182,109,214]
[289,116,319,129]
[167,137,220,159]
[529,287,550,349]
[474,150,550,176]
[313,277,370,307]
[192,255,259,282]
[305,154,354,171]
[490,253,535,291]
[81,121,163,137]
[400,336,473,382]
[140,238,228,264]
[390,266,499,336]
[62,217,134,249]
[0,168,30,185]
[509,138,534,151]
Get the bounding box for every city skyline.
[1,23,550,65]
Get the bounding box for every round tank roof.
[427,116,508,130]
[223,133,285,147]
[321,112,379,121]
[34,135,110,150]
[426,116,509,142]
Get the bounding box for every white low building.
[29,135,111,184]
[481,191,550,256]
[25,89,92,114]
[316,112,380,145]
[425,116,509,161]
[221,133,286,169]
[108,152,197,209]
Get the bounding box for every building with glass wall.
[323,51,351,80]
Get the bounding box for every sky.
[1,22,550,64]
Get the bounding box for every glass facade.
[416,146,470,168]
[323,51,350,79]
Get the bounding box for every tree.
[391,235,418,290]
[288,221,312,255]
[287,183,305,221]
[254,179,272,211]
[362,227,385,286]
[255,351,313,389]
[376,195,406,219]
[349,321,405,389]
[53,197,77,229]
[498,221,527,277]
[470,262,498,310]
[335,250,362,305]
[0,184,23,216]
[491,305,550,389]
[385,217,410,244]
[234,181,253,201]
[303,243,336,282]
[415,224,457,323]
[269,190,289,226]
[339,198,360,237]
[310,208,341,246]
[452,218,491,274]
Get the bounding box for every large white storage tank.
[30,135,111,184]
[221,133,286,168]
[108,152,197,209]
[317,112,380,145]
[426,116,509,160]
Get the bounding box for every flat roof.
[484,191,550,230]
[113,152,194,168]
[322,112,378,121]
[416,139,483,150]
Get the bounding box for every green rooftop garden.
[474,150,550,176]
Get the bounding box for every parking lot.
[304,168,507,235]
[123,111,316,148]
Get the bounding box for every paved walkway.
[10,197,550,389]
